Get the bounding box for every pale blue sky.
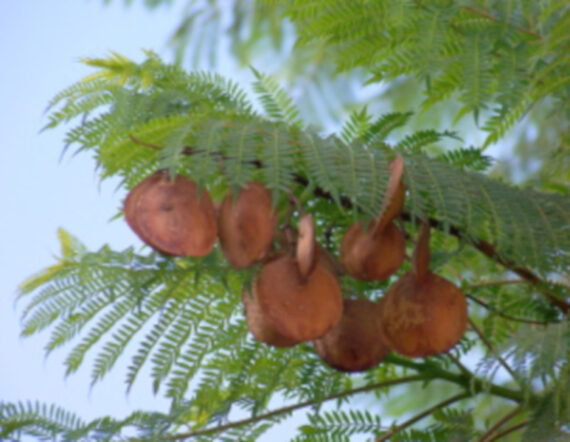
[0,0,186,421]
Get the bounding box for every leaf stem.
[467,279,526,289]
[165,375,426,440]
[485,419,529,441]
[375,392,470,441]
[477,405,523,441]
[466,294,556,325]
[468,318,519,382]
[384,354,523,403]
[461,6,541,39]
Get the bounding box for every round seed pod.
[378,272,467,357]
[340,154,406,281]
[218,182,277,268]
[255,256,343,342]
[340,221,405,281]
[124,171,217,256]
[378,223,467,357]
[314,298,390,372]
[124,171,158,239]
[242,289,300,347]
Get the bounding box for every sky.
[0,0,186,423]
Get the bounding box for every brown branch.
[478,405,523,442]
[165,375,426,440]
[485,420,529,441]
[128,134,570,315]
[375,392,470,441]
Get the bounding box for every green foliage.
[4,1,570,441]
[283,0,570,147]
[39,53,570,275]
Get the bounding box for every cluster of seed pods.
[124,155,468,372]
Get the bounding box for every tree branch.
[485,420,529,441]
[375,392,471,441]
[384,354,523,403]
[478,405,523,442]
[165,375,426,440]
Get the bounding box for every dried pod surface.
[255,256,343,342]
[125,171,159,237]
[242,289,299,347]
[218,182,277,268]
[376,154,405,229]
[124,171,217,256]
[340,221,405,281]
[296,214,317,279]
[314,299,390,372]
[340,154,406,281]
[379,272,467,357]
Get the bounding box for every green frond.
[0,401,84,440]
[396,130,459,154]
[251,68,302,127]
[439,147,492,172]
[300,409,383,440]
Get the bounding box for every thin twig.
[375,392,470,441]
[446,351,472,377]
[165,375,426,440]
[485,419,529,441]
[478,405,523,442]
[467,279,526,289]
[468,318,519,382]
[467,294,555,325]
[461,6,541,39]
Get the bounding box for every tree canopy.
[2,1,569,441]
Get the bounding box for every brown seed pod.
[378,223,467,357]
[314,298,390,372]
[124,171,217,256]
[218,182,277,268]
[255,256,343,342]
[340,221,406,281]
[242,288,300,347]
[340,154,406,281]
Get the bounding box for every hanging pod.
[314,298,391,372]
[218,182,278,268]
[378,223,468,358]
[340,154,406,281]
[254,214,343,342]
[124,171,217,256]
[242,288,300,347]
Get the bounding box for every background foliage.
[2,1,569,440]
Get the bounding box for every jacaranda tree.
[2,1,569,440]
